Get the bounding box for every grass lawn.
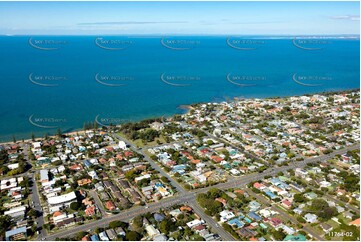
[314,225,327,237]
[336,214,352,224]
[134,135,166,148]
[116,131,166,148]
[327,219,341,229]
[116,131,128,139]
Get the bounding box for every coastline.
[0,88,359,145]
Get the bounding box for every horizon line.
[1,33,360,37]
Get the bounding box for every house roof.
[154,213,165,222]
[85,205,96,216]
[349,218,360,227]
[105,201,115,210]
[53,211,63,217]
[5,226,27,238]
[284,234,307,241]
[48,191,76,205]
[320,223,332,230]
[82,235,91,241]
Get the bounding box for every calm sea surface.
[0,36,359,141]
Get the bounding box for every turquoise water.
[0,36,359,141]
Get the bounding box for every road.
[324,193,360,215]
[30,173,47,239]
[196,126,265,164]
[89,190,108,217]
[113,133,187,195]
[44,194,194,240]
[42,142,359,241]
[190,199,235,241]
[113,133,235,240]
[19,142,47,240]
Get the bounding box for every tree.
[309,199,338,220]
[57,128,62,137]
[293,193,305,203]
[95,227,103,234]
[125,170,138,181]
[159,220,171,234]
[343,174,360,192]
[0,166,9,175]
[28,208,37,218]
[20,177,31,188]
[160,177,169,184]
[0,150,9,165]
[207,188,221,199]
[197,193,223,216]
[297,216,306,223]
[76,231,87,240]
[125,231,141,241]
[109,220,127,229]
[94,121,98,130]
[132,216,143,230]
[70,202,80,211]
[0,215,12,236]
[190,234,205,241]
[272,230,286,241]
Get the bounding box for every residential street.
[30,173,47,239]
[42,140,359,241]
[246,188,325,241]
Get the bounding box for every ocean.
[0,36,359,141]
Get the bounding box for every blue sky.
[0,1,359,35]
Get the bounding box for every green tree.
[293,193,305,203]
[132,215,143,230]
[109,220,127,229]
[0,150,9,165]
[159,220,170,234]
[272,230,286,240]
[28,208,37,218]
[160,177,169,183]
[70,202,80,211]
[0,215,12,236]
[57,128,62,137]
[125,231,141,241]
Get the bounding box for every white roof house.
[118,141,127,150]
[4,206,26,216]
[304,213,318,223]
[1,178,17,190]
[40,169,49,182]
[33,142,42,149]
[134,174,151,182]
[7,163,19,170]
[99,231,109,241]
[186,219,203,228]
[220,210,235,222]
[48,191,77,206]
[146,225,160,238]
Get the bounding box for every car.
[145,206,149,209]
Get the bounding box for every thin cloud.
[199,20,287,26]
[331,15,360,21]
[78,21,188,26]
